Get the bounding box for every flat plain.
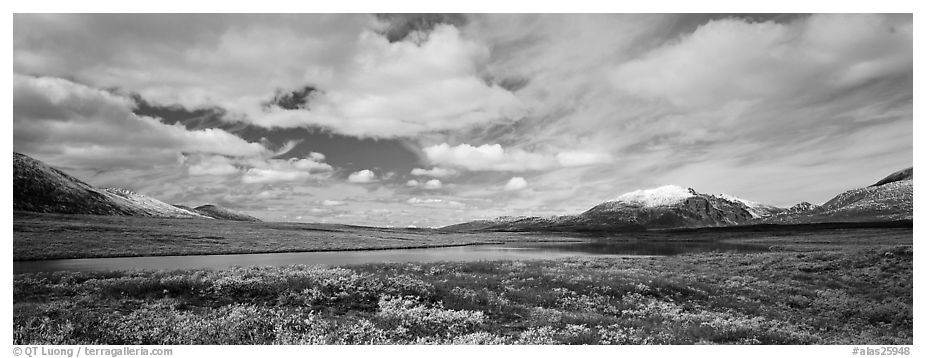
[12,213,913,345]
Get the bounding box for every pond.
[13,240,771,273]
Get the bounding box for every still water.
[13,240,770,273]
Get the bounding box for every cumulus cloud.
[422,143,612,171]
[422,179,443,190]
[13,74,269,168]
[322,200,346,206]
[253,25,525,137]
[422,143,556,171]
[348,169,376,183]
[406,197,465,208]
[504,177,528,191]
[15,15,524,139]
[12,14,912,227]
[308,152,326,161]
[237,155,334,184]
[177,149,336,184]
[14,14,374,117]
[406,179,420,187]
[410,167,457,177]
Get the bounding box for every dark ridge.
[192,205,262,222]
[661,220,913,234]
[13,152,147,216]
[870,167,912,187]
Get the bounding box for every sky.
[12,13,913,227]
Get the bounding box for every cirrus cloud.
[610,14,912,108]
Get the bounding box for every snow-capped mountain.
[443,185,776,231]
[575,185,757,229]
[443,167,913,232]
[611,185,696,207]
[786,202,819,213]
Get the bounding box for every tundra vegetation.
[13,228,912,345]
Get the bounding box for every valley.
[11,152,915,345]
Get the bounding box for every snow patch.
[613,185,694,207]
[717,193,779,218]
[103,188,209,218]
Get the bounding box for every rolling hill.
[14,152,150,216]
[190,205,262,222]
[762,167,912,224]
[13,152,259,221]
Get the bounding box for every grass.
[14,212,572,260]
[14,212,910,261]
[13,231,912,345]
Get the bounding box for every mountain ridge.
[13,152,260,222]
[443,167,912,232]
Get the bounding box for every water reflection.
[14,240,770,273]
[518,240,771,256]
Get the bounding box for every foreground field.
[14,235,912,345]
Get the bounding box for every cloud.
[241,168,311,184]
[422,179,443,190]
[410,167,457,177]
[406,197,465,208]
[556,151,613,167]
[237,155,334,184]
[14,14,375,117]
[253,25,525,138]
[13,74,269,168]
[322,200,346,206]
[308,152,326,161]
[406,179,420,187]
[12,14,912,228]
[504,177,528,191]
[376,14,468,43]
[15,15,525,139]
[422,143,556,171]
[187,155,239,176]
[422,143,612,172]
[348,169,376,183]
[610,14,912,108]
[286,158,334,172]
